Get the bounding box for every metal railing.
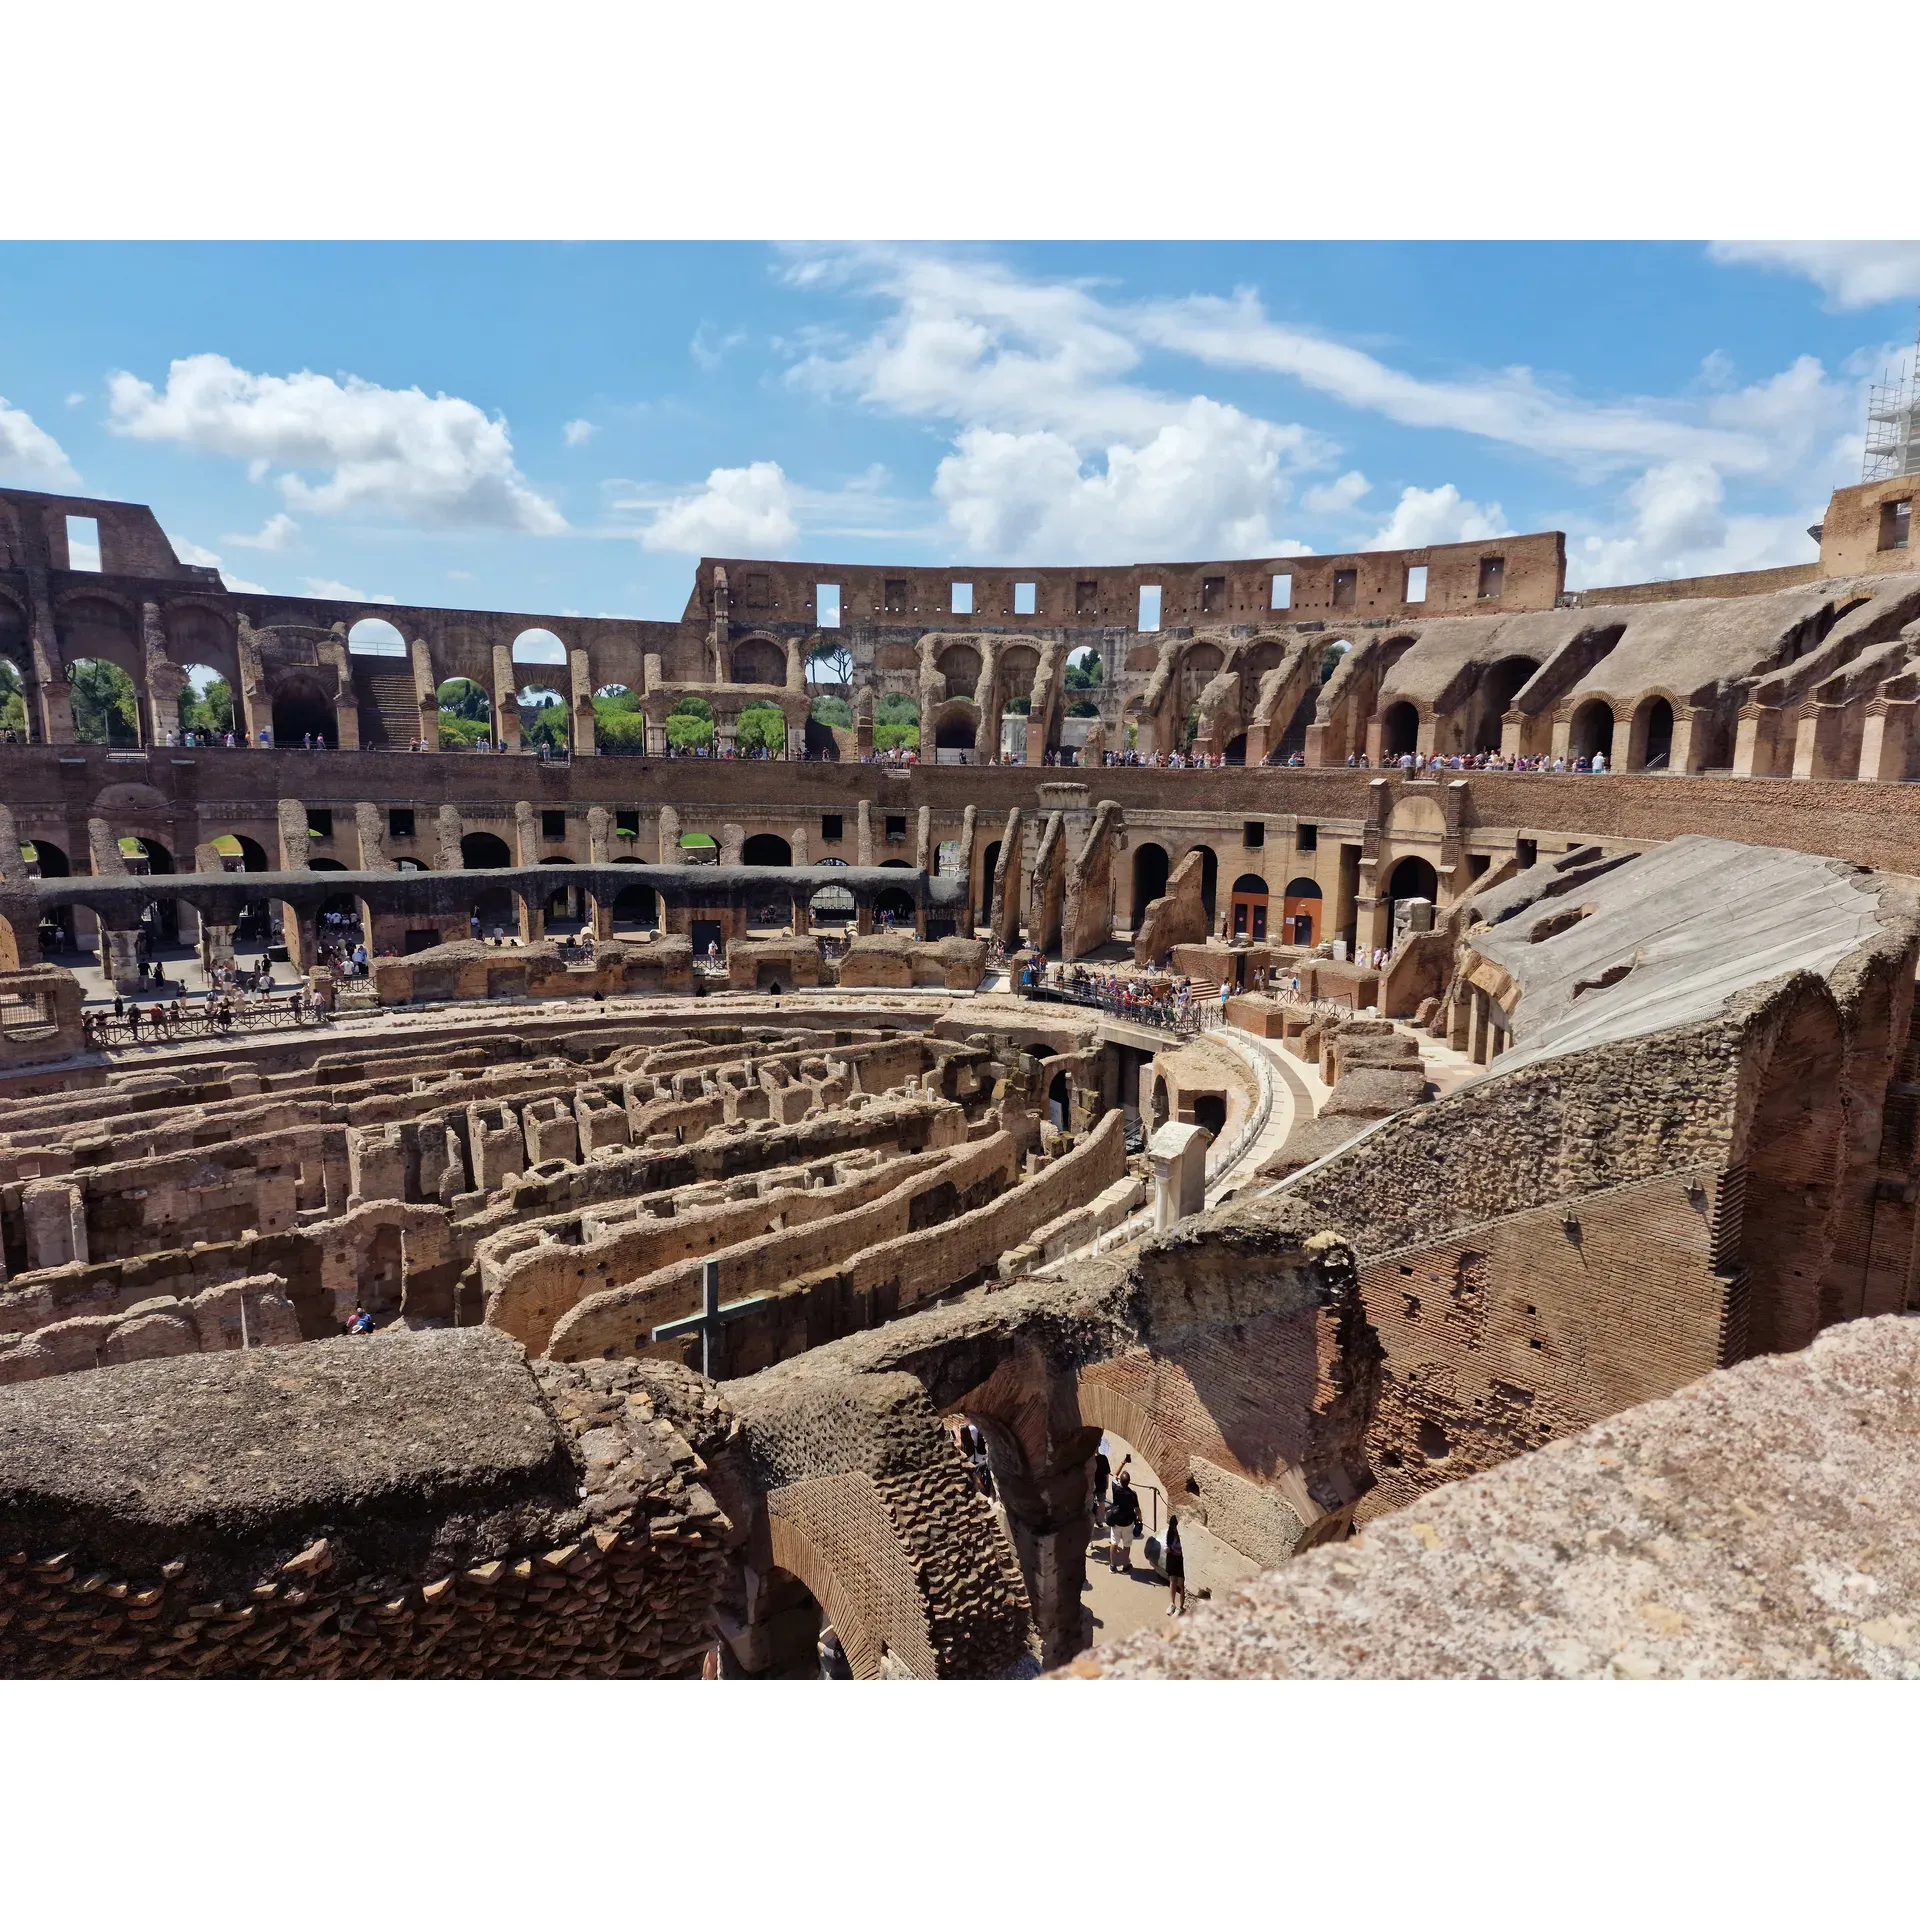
[1017,975,1223,1035]
[82,1000,333,1048]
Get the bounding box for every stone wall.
[1075,1314,1920,1679]
[0,1330,732,1679]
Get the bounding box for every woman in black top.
[1164,1514,1186,1615]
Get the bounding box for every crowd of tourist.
[1017,958,1226,1031]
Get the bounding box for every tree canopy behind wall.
[0,660,25,736]
[67,659,139,746]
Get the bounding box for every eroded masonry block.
[22,1180,87,1271]
[349,1124,409,1205]
[573,1088,630,1156]
[467,1104,527,1191]
[521,1098,580,1167]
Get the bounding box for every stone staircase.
[354,658,421,749]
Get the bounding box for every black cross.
[651,1257,772,1381]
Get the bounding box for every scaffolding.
[1864,316,1920,483]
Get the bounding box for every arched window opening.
[679,832,719,866]
[67,658,141,747]
[1048,1071,1071,1131]
[176,665,236,744]
[461,831,513,870]
[270,675,337,748]
[1387,856,1439,903]
[935,715,976,752]
[811,858,855,925]
[667,696,714,753]
[347,618,407,658]
[612,884,658,932]
[873,886,917,931]
[1636,696,1675,771]
[737,701,787,758]
[1382,701,1420,757]
[1224,733,1248,766]
[314,891,365,964]
[1570,700,1615,763]
[593,684,645,753]
[470,887,516,940]
[1131,843,1170,925]
[511,629,567,667]
[437,677,492,751]
[518,686,568,753]
[730,637,786,686]
[939,645,982,702]
[1474,656,1540,752]
[1199,847,1219,929]
[742,833,792,867]
[1192,1093,1227,1139]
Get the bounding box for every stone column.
[570,648,596,756]
[1148,1121,1208,1228]
[412,638,440,751]
[492,644,521,751]
[103,927,144,994]
[658,806,681,863]
[856,801,873,866]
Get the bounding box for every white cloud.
[563,418,597,448]
[105,353,565,533]
[933,400,1304,561]
[226,511,299,551]
[1367,484,1511,551]
[636,462,800,554]
[1563,461,1817,589]
[1304,469,1371,515]
[1708,242,1920,311]
[1139,288,1779,478]
[169,537,268,594]
[691,323,746,372]
[785,250,1322,559]
[448,569,475,582]
[302,576,400,605]
[0,395,78,486]
[64,392,85,408]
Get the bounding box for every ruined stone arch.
[764,1493,938,1680]
[1627,689,1679,771]
[1569,697,1617,762]
[1381,700,1421,757]
[936,642,982,702]
[270,669,338,747]
[729,634,786,686]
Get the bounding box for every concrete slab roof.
[1467,834,1913,1075]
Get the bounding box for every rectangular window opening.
[1295,823,1318,853]
[542,810,566,841]
[951,581,974,615]
[821,813,844,843]
[1242,820,1265,849]
[1137,584,1162,632]
[1332,568,1357,609]
[1271,572,1293,610]
[388,808,415,839]
[1013,581,1037,616]
[816,583,842,628]
[65,516,101,572]
[1405,564,1429,604]
[1478,556,1505,600]
[1882,499,1913,552]
[306,808,333,840]
[885,814,907,842]
[883,578,909,614]
[615,809,639,836]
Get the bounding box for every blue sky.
[1,240,1917,619]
